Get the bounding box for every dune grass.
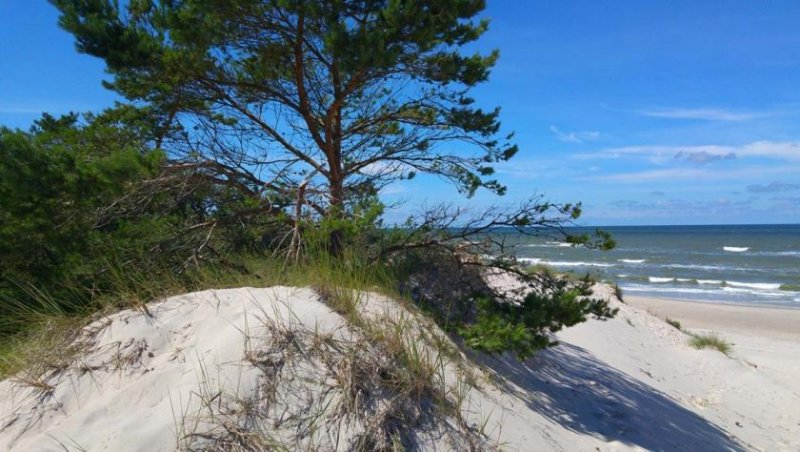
[689,333,731,355]
[1,248,487,449]
[665,318,683,331]
[0,249,400,380]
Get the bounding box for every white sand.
[1,285,798,451]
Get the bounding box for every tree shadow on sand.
[478,343,747,451]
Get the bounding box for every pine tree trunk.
[327,167,345,257]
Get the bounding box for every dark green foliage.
[0,112,287,335]
[460,278,618,359]
[390,248,617,359]
[0,114,163,323]
[50,0,517,222]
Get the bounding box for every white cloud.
[549,125,599,143]
[639,108,771,121]
[739,141,800,160]
[673,150,736,164]
[575,141,800,163]
[585,165,798,183]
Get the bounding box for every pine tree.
[52,0,517,252]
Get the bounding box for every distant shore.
[625,295,800,341]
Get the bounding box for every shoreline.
[623,291,800,310]
[625,294,800,341]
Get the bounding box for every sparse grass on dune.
[175,289,486,450]
[0,249,400,380]
[306,286,485,449]
[3,249,486,449]
[665,318,683,331]
[689,333,731,355]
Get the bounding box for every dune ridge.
[0,284,797,451]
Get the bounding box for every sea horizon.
[510,224,800,307]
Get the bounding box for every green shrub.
[459,280,617,359]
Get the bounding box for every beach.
[626,295,800,341]
[626,295,800,393]
[547,288,800,450]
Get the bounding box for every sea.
[510,224,800,307]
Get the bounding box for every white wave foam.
[624,284,788,299]
[618,259,646,264]
[621,282,796,301]
[723,246,749,252]
[721,287,785,297]
[622,285,717,295]
[676,278,694,283]
[649,277,674,283]
[697,279,723,285]
[546,260,614,268]
[752,251,800,257]
[725,281,781,291]
[664,264,731,271]
[516,257,614,268]
[523,241,573,248]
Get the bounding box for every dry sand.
[625,295,800,406]
[0,285,798,451]
[625,295,800,341]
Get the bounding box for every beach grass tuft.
[689,333,731,355]
[665,318,682,331]
[613,284,625,302]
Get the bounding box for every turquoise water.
[512,224,800,306]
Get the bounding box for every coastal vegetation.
[689,333,731,355]
[2,1,615,380]
[666,318,683,330]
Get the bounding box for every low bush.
[394,250,617,359]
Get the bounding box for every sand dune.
[0,285,797,450]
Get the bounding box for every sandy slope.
[0,286,797,451]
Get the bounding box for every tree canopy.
[0,1,617,360]
[52,0,517,225]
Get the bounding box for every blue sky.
[2,1,799,225]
